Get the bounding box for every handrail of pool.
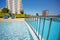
[25,15,60,18]
[25,16,60,40]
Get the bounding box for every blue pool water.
[25,18,60,40]
[0,21,33,40]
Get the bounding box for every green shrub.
[0,13,10,18]
[14,14,25,18]
[14,14,30,18]
[0,12,30,18]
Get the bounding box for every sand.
[0,18,25,22]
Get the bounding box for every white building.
[6,0,23,14]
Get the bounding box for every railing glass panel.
[25,16,60,40]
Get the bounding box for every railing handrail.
[25,15,60,18]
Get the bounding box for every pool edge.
[24,21,38,40]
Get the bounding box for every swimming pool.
[25,17,60,40]
[0,21,34,40]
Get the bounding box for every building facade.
[6,0,23,14]
[42,10,48,16]
[0,8,2,12]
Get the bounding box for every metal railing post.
[46,18,52,40]
[38,17,41,40]
[35,17,37,32]
[41,18,45,40]
[36,17,38,32]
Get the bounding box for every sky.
[0,0,60,15]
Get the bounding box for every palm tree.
[36,13,39,16]
[2,8,9,13]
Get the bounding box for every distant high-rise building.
[42,10,48,16]
[6,0,23,14]
[57,14,60,16]
[0,8,2,12]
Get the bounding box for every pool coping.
[25,21,38,40]
[25,21,44,40]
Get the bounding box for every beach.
[0,18,25,22]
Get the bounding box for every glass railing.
[25,16,60,40]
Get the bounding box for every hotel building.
[6,0,23,14]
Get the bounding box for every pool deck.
[25,21,38,40]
